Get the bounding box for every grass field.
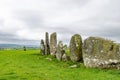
[0,50,120,80]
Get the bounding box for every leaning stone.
[69,34,82,62]
[40,39,45,55]
[50,32,57,56]
[56,41,65,61]
[83,37,120,69]
[45,32,50,55]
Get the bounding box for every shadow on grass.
[30,53,41,56]
[3,72,20,79]
[109,70,120,75]
[4,71,16,75]
[20,78,28,80]
[0,79,7,80]
[3,62,10,66]
[8,75,19,79]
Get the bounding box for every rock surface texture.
[50,32,57,56]
[70,34,82,62]
[45,32,50,55]
[83,37,120,69]
[62,54,70,61]
[56,41,65,61]
[40,39,45,55]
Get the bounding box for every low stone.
[62,54,70,61]
[69,65,78,68]
[46,58,52,61]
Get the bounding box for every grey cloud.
[99,27,120,37]
[59,0,89,8]
[0,0,120,45]
[0,19,4,26]
[15,10,44,28]
[0,31,39,45]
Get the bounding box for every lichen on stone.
[83,36,120,69]
[69,34,82,62]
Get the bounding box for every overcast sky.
[0,0,120,45]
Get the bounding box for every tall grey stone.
[69,34,82,62]
[56,41,65,61]
[45,32,50,55]
[50,32,57,56]
[83,37,120,69]
[40,39,45,55]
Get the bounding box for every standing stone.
[69,34,82,62]
[56,41,65,61]
[50,32,57,56]
[83,37,120,69]
[45,32,50,55]
[40,39,45,55]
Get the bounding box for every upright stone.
[69,34,82,62]
[50,32,57,56]
[83,37,120,69]
[40,39,45,55]
[45,32,50,55]
[56,41,65,61]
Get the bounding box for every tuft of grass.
[65,49,70,56]
[0,50,120,80]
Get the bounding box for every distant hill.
[0,44,39,48]
[0,44,21,48]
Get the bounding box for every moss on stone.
[70,34,82,62]
[83,36,120,69]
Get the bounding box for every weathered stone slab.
[40,39,45,55]
[50,32,57,56]
[45,32,50,55]
[56,41,65,61]
[69,34,82,62]
[83,37,120,69]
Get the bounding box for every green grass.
[0,50,120,80]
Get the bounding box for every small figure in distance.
[23,46,26,51]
